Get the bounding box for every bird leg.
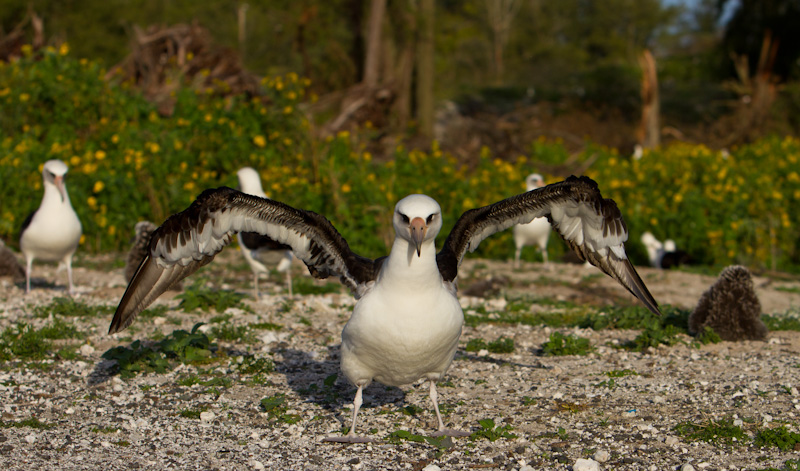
[25,257,33,294]
[428,380,470,437]
[322,384,376,443]
[66,257,75,296]
[514,247,522,269]
[540,246,550,269]
[252,273,259,300]
[285,269,293,297]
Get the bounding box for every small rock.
[422,465,441,471]
[200,411,216,422]
[665,436,680,446]
[101,441,112,448]
[593,449,610,462]
[24,434,36,444]
[520,467,535,471]
[79,344,95,356]
[681,464,695,471]
[250,460,265,470]
[573,458,599,471]
[65,407,75,415]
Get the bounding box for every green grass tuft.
[541,332,594,356]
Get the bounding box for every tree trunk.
[416,0,435,137]
[364,0,386,87]
[638,49,660,148]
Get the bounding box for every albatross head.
[525,173,545,191]
[237,167,267,198]
[42,159,69,202]
[393,194,442,257]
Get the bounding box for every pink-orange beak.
[410,217,427,257]
[54,175,66,202]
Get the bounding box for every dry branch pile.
[106,23,263,115]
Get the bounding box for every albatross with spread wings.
[109,175,660,442]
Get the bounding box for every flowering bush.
[1,50,798,272]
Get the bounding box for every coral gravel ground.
[1,251,800,471]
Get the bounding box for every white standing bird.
[640,231,665,268]
[236,167,294,297]
[108,176,661,442]
[512,173,552,268]
[20,160,82,295]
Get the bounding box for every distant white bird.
[641,232,689,269]
[20,160,82,295]
[236,167,294,297]
[512,173,551,268]
[108,175,660,442]
[640,231,665,268]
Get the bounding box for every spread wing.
[437,175,660,316]
[109,187,379,334]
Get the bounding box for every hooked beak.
[409,217,427,257]
[54,175,66,203]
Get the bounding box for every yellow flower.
[111,134,119,144]
[108,225,116,236]
[19,93,30,102]
[93,181,104,193]
[283,105,293,114]
[70,156,81,166]
[95,150,106,160]
[342,183,352,193]
[59,43,69,55]
[253,135,266,148]
[79,235,86,245]
[147,142,160,153]
[87,196,98,210]
[184,181,196,191]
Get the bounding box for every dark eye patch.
[426,214,436,225]
[399,213,410,224]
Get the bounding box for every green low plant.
[541,332,593,356]
[101,323,216,378]
[470,418,517,442]
[176,283,247,313]
[673,418,747,446]
[260,394,301,424]
[754,426,800,451]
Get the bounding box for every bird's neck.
[383,237,441,287]
[43,182,71,208]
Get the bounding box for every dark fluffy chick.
[0,240,25,282]
[688,265,767,341]
[125,221,157,282]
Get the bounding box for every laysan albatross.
[108,175,660,442]
[20,159,82,295]
[512,173,552,268]
[236,167,294,297]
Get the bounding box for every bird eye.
[400,213,410,224]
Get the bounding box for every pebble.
[665,436,680,446]
[24,434,36,444]
[79,344,95,356]
[250,460,265,470]
[520,467,535,471]
[200,411,216,422]
[573,458,600,471]
[593,449,610,462]
[681,464,695,471]
[422,465,441,471]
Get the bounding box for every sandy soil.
[1,251,799,470]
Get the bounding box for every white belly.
[341,282,463,387]
[21,206,82,262]
[513,216,551,247]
